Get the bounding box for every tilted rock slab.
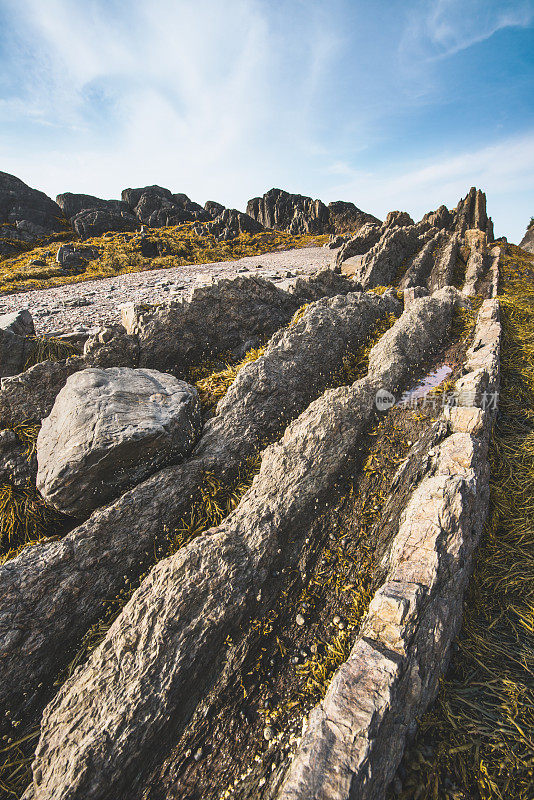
[0,272,353,426]
[22,290,457,799]
[0,356,86,427]
[121,272,355,374]
[277,298,500,800]
[0,289,397,726]
[36,368,202,518]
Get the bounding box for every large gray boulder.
[36,367,201,517]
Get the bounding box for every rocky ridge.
[0,185,508,800]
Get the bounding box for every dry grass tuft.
[396,244,534,800]
[194,348,266,413]
[23,337,77,370]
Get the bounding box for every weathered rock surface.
[327,200,380,233]
[0,309,35,337]
[121,272,354,374]
[121,185,209,227]
[0,171,66,254]
[0,290,399,728]
[246,188,378,235]
[204,208,264,240]
[56,193,138,238]
[36,368,201,517]
[0,328,35,379]
[83,324,140,368]
[204,200,225,219]
[247,188,331,234]
[0,357,86,427]
[20,290,457,800]
[519,220,534,254]
[277,299,500,800]
[334,189,494,290]
[335,222,382,271]
[0,429,36,486]
[55,243,99,274]
[384,210,415,228]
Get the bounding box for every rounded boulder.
[37,367,202,517]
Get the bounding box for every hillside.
[0,180,532,800]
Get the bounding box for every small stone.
[295,613,305,627]
[263,726,274,741]
[333,615,341,626]
[193,747,203,761]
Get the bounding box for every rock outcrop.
[56,193,137,238]
[0,311,39,378]
[246,188,379,235]
[0,290,399,727]
[121,185,209,227]
[519,219,534,253]
[0,309,35,337]
[36,368,201,517]
[20,291,457,800]
[202,207,263,240]
[0,171,66,254]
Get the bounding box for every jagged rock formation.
[202,208,264,241]
[336,188,494,292]
[246,188,379,235]
[0,288,399,730]
[0,309,34,337]
[519,219,534,253]
[327,200,380,234]
[36,368,201,517]
[0,172,65,254]
[19,290,459,800]
[56,193,138,238]
[0,185,505,800]
[121,185,210,227]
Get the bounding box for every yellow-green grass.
[23,336,78,369]
[0,224,328,295]
[397,244,534,800]
[0,424,65,564]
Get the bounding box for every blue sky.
[0,0,533,241]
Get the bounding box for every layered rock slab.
[36,368,201,517]
[21,290,458,800]
[0,289,397,726]
[277,299,500,800]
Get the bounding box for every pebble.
[263,726,274,741]
[295,613,305,627]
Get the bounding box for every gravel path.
[0,247,336,337]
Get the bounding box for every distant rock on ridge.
[519,219,534,254]
[0,171,66,254]
[55,193,138,238]
[246,188,380,235]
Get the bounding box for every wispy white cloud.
[400,0,533,66]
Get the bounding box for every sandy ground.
[0,247,336,336]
